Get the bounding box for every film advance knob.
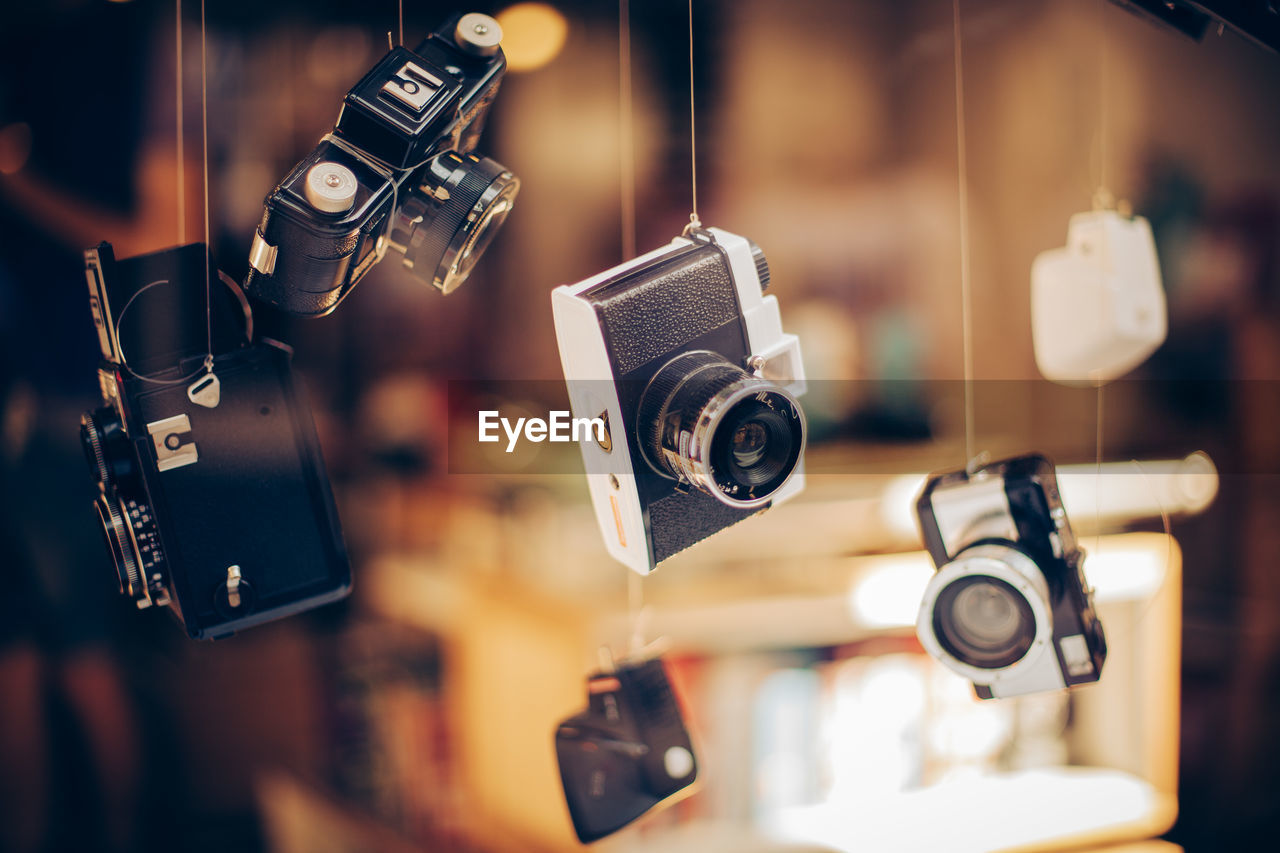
[747,239,771,291]
[454,12,503,56]
[304,162,358,214]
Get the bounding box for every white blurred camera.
[1031,210,1166,384]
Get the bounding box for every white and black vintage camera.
[555,657,698,843]
[80,242,350,640]
[244,12,519,316]
[551,227,807,575]
[915,454,1106,699]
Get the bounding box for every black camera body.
[244,12,519,316]
[81,242,350,640]
[554,658,698,843]
[915,454,1106,698]
[552,227,807,574]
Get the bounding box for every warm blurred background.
[2,0,1279,851]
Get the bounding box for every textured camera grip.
[594,248,742,376]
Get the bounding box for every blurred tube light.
[847,553,935,629]
[1083,539,1169,603]
[846,533,1172,630]
[879,452,1218,541]
[496,3,568,72]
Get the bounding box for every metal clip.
[248,230,278,275]
[226,565,243,609]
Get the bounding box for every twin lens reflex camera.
[81,242,351,640]
[552,227,807,575]
[244,12,519,316]
[915,454,1107,699]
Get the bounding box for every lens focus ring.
[639,351,805,508]
[398,151,520,294]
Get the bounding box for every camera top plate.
[337,47,465,169]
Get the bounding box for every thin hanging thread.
[176,0,185,243]
[1129,458,1175,626]
[686,0,700,230]
[628,572,645,654]
[952,0,975,465]
[398,0,404,46]
[1094,0,1112,208]
[619,0,636,259]
[1094,383,1104,556]
[200,0,213,369]
[1092,0,1111,554]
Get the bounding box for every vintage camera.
[915,454,1106,699]
[1031,209,1166,384]
[551,227,807,575]
[555,657,698,843]
[244,12,520,316]
[81,241,350,640]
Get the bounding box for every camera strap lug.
[681,223,716,244]
[187,361,221,409]
[247,230,278,275]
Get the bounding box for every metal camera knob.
[454,12,503,56]
[747,239,771,292]
[304,162,358,214]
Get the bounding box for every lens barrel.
[81,410,164,606]
[639,351,805,508]
[916,543,1053,679]
[391,150,520,294]
[932,575,1037,668]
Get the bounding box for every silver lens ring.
[640,351,806,508]
[916,543,1053,686]
[95,490,145,601]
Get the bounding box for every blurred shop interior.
[2,0,1280,851]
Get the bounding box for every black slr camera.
[552,227,807,575]
[915,454,1107,698]
[555,657,698,843]
[244,12,519,316]
[80,242,350,639]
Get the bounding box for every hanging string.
[619,0,636,259]
[115,280,210,386]
[1129,458,1175,625]
[199,0,213,372]
[398,0,404,47]
[1091,0,1113,210]
[628,572,646,654]
[1091,0,1113,554]
[685,0,700,231]
[952,0,975,467]
[175,0,185,244]
[1094,382,1105,559]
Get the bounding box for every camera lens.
[639,351,805,508]
[932,575,1037,669]
[720,406,794,488]
[81,409,139,490]
[391,150,520,294]
[82,411,164,606]
[94,489,164,606]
